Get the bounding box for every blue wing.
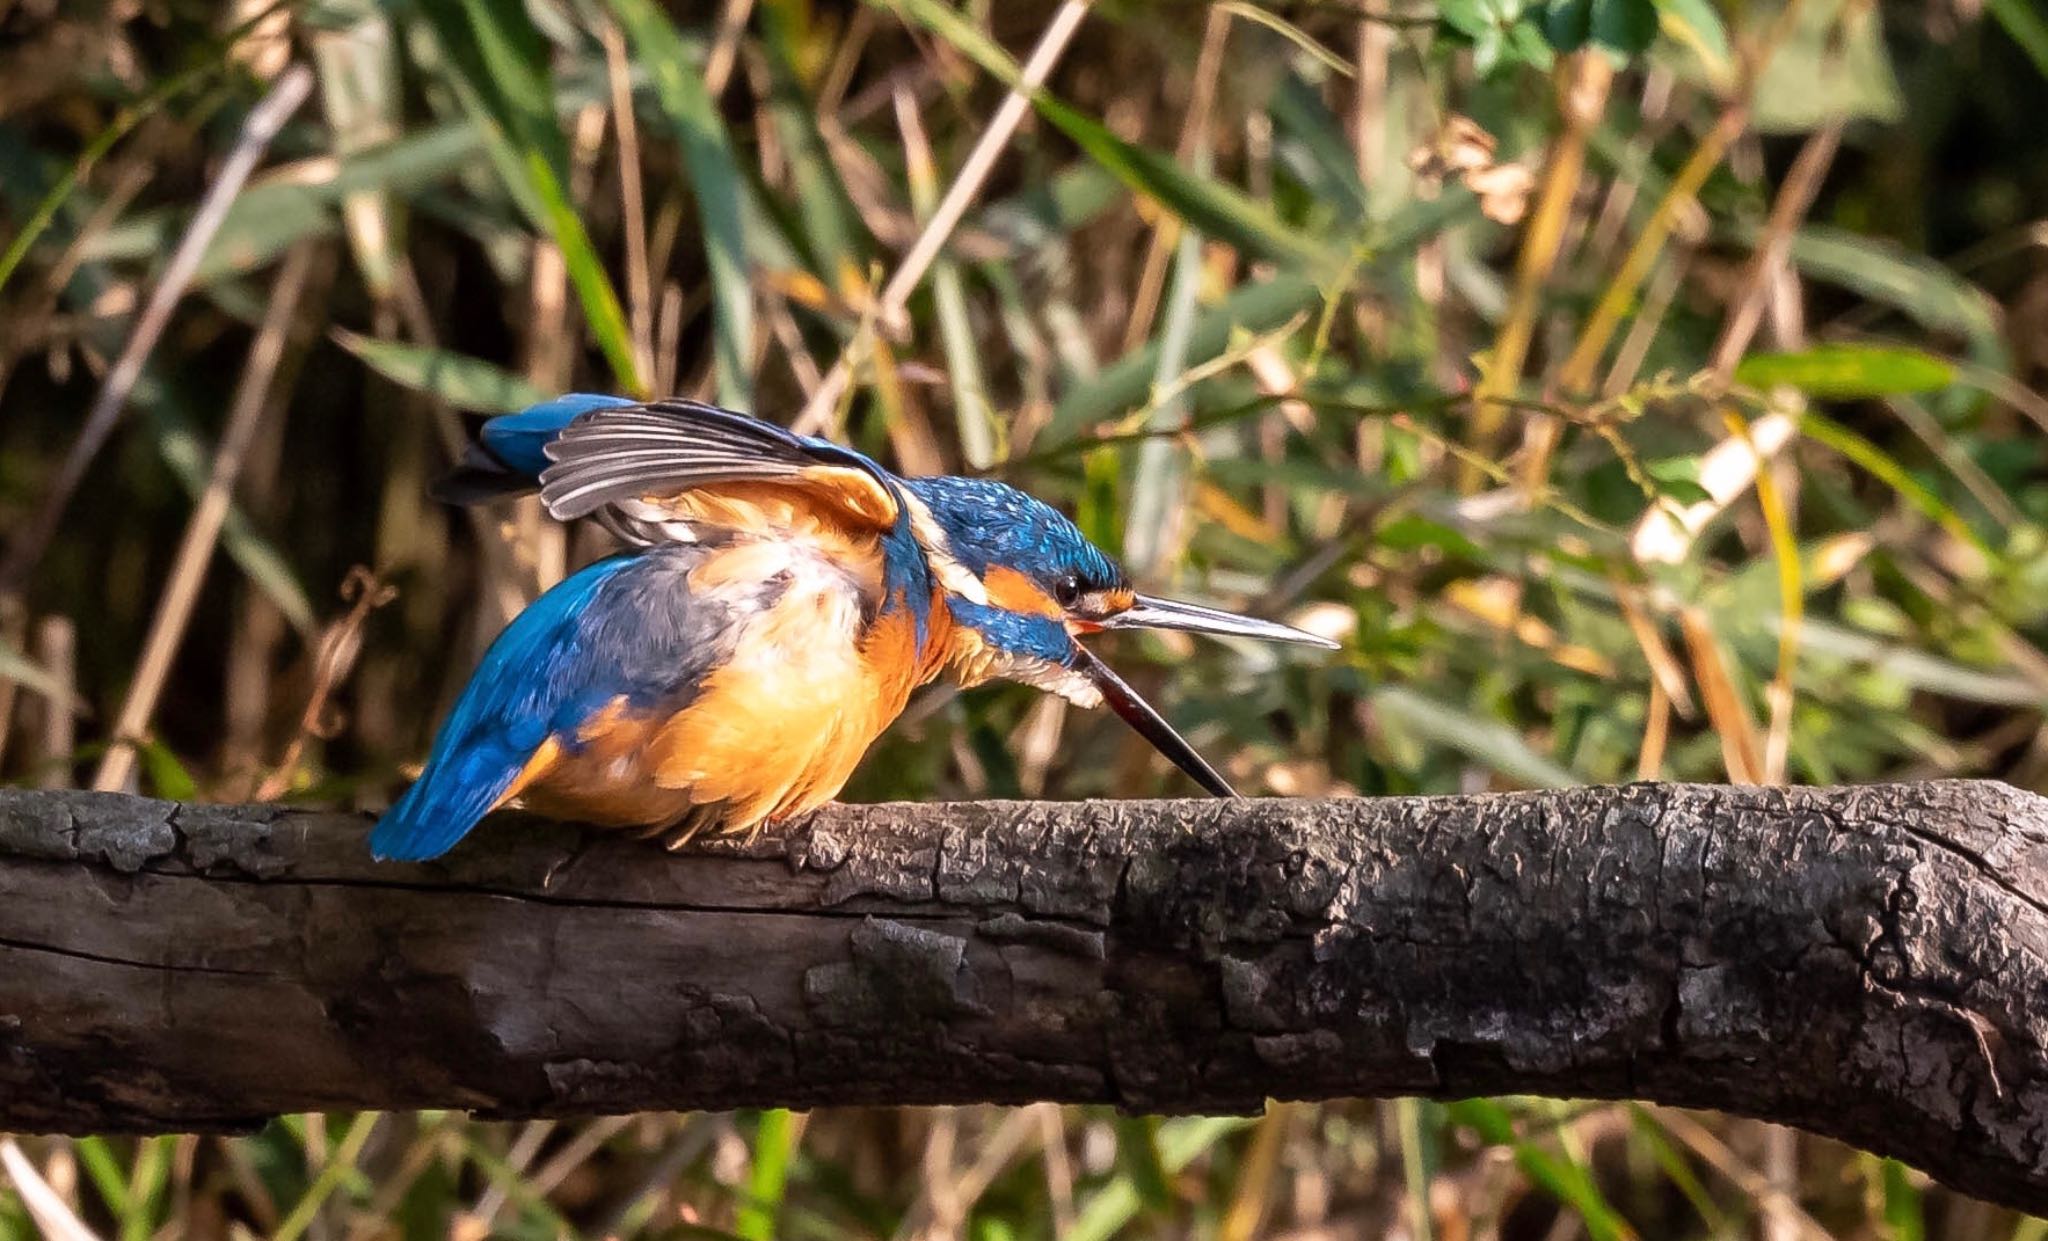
[370,547,729,861]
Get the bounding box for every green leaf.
[333,331,548,412]
[84,122,486,280]
[309,0,406,299]
[1114,1116,1175,1213]
[1375,513,1483,558]
[1123,186,1205,574]
[1646,456,1714,505]
[1544,0,1595,50]
[1047,194,1469,442]
[138,739,200,800]
[1652,0,1733,79]
[1880,1158,1927,1241]
[1372,686,1581,787]
[70,1137,132,1221]
[1799,411,1990,554]
[759,4,866,276]
[1752,0,1902,132]
[1440,0,1498,39]
[735,1109,799,1241]
[0,1,282,298]
[1068,1117,1253,1241]
[1051,275,1321,441]
[608,0,754,408]
[1590,0,1658,54]
[1735,344,1956,399]
[1783,227,2006,380]
[1446,1100,1636,1241]
[1987,0,2048,79]
[145,401,317,636]
[1790,618,2043,707]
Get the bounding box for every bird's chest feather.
[525,537,941,828]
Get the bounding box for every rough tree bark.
[1,781,2045,1211]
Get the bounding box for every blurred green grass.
[1,0,2046,1235]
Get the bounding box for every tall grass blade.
[1372,686,1581,788]
[736,1108,800,1241]
[334,331,549,413]
[609,0,755,408]
[1986,0,2048,77]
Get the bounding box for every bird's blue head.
[901,476,1129,626]
[900,475,1338,796]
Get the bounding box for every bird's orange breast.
[502,540,952,836]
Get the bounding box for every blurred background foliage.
[1,0,2046,1235]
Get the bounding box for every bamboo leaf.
[1652,0,1733,80]
[1371,686,1581,788]
[1736,344,1956,399]
[1800,410,1990,553]
[333,330,549,412]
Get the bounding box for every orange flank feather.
[645,475,896,547]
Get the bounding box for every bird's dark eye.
[1053,573,1083,608]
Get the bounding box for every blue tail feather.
[480,393,637,477]
[369,553,641,861]
[433,394,638,505]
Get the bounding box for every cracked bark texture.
[2,782,2046,1211]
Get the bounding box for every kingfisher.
[369,395,1336,861]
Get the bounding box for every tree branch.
[2,781,2045,1211]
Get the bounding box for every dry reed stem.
[1637,682,1672,780]
[793,0,1093,434]
[1119,5,1233,357]
[1710,123,1844,376]
[0,596,24,771]
[603,22,658,387]
[0,1140,100,1241]
[1646,1110,1832,1241]
[1517,101,1751,491]
[1221,1104,1294,1241]
[93,242,317,793]
[255,567,396,802]
[1678,605,1763,785]
[1461,52,1612,490]
[0,63,313,594]
[703,0,756,98]
[33,616,75,789]
[1627,122,1839,570]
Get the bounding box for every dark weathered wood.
[1,783,2046,1210]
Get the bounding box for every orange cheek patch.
[982,566,1063,618]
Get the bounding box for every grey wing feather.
[538,401,852,521]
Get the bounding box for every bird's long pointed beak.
[1071,645,1239,798]
[1101,594,1341,649]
